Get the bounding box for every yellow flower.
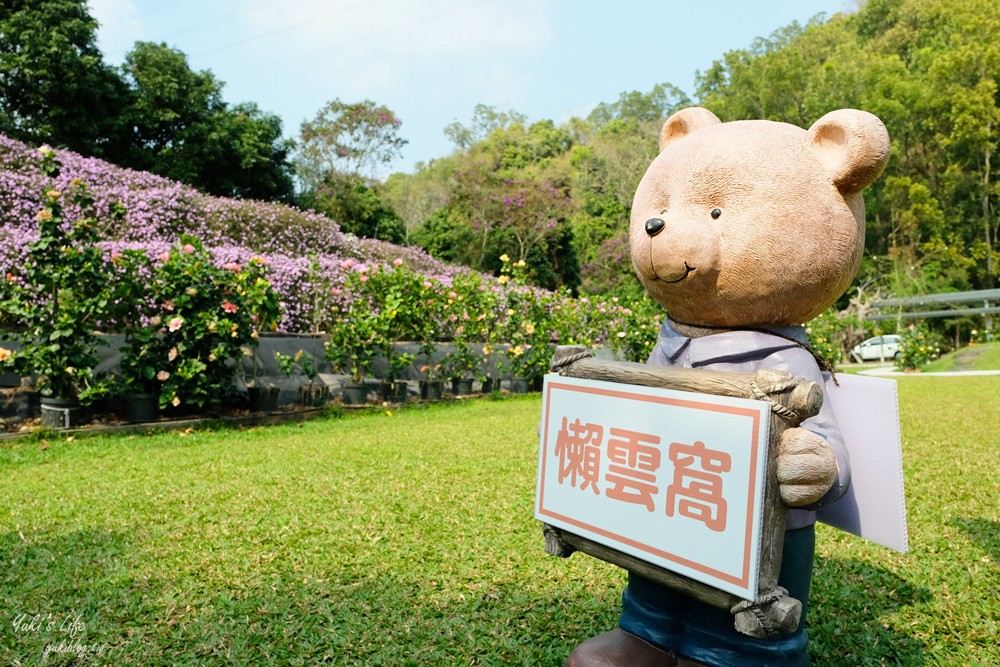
[34,209,52,221]
[500,254,510,263]
[498,275,509,284]
[70,177,83,186]
[514,260,526,268]
[46,190,61,199]
[0,347,12,362]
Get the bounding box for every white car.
[850,334,902,362]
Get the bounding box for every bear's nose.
[644,218,665,237]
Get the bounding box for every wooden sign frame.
[540,345,824,638]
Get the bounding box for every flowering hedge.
[0,134,468,332]
[0,137,666,370]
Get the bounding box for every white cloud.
[88,0,144,63]
[462,64,528,109]
[239,0,551,58]
[346,58,397,94]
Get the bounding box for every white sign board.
[535,374,771,600]
[817,373,908,553]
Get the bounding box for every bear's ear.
[659,107,721,152]
[807,109,890,195]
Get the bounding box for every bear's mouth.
[653,262,694,284]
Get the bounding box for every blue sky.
[90,0,853,177]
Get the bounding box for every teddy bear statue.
[566,107,890,667]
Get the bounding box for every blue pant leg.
[619,525,816,667]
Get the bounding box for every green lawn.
[1,382,997,666]
[923,342,1000,372]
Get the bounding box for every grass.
[1,382,997,666]
[923,342,1000,372]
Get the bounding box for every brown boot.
[565,628,679,667]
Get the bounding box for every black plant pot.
[420,380,444,401]
[123,393,158,423]
[297,383,330,407]
[40,396,84,429]
[480,377,500,394]
[451,377,474,396]
[510,377,530,394]
[247,386,280,412]
[343,383,368,405]
[381,381,408,403]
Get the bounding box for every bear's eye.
[711,208,722,219]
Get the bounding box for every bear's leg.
[674,525,815,666]
[564,628,681,667]
[579,525,816,667]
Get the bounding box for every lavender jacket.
[647,320,851,530]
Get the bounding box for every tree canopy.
[0,1,294,202]
[2,0,997,300]
[394,0,1000,299]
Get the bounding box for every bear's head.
[630,107,890,328]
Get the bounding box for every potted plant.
[504,344,532,394]
[0,148,113,427]
[418,343,445,401]
[325,273,378,404]
[238,257,282,411]
[414,273,446,401]
[444,339,478,396]
[383,349,415,402]
[109,248,163,422]
[144,237,270,413]
[368,260,423,402]
[276,348,329,407]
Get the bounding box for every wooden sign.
[536,374,771,600]
[538,345,823,638]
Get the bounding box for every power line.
[221,0,495,79]
[97,0,199,30]
[190,0,386,58]
[159,0,287,41]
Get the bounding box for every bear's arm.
[757,345,851,511]
[647,328,851,511]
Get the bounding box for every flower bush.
[276,349,318,382]
[0,136,688,405]
[805,309,845,368]
[0,132,468,333]
[145,237,280,410]
[324,262,381,383]
[0,148,113,403]
[110,248,163,397]
[896,322,944,371]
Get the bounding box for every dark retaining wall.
[1,334,619,417]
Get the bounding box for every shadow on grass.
[0,529,157,666]
[951,517,999,564]
[809,556,930,666]
[0,529,620,666]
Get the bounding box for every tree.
[443,104,528,151]
[382,157,457,237]
[295,99,407,187]
[122,42,294,201]
[0,0,131,159]
[197,102,295,202]
[587,82,692,128]
[123,41,225,170]
[300,175,405,243]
